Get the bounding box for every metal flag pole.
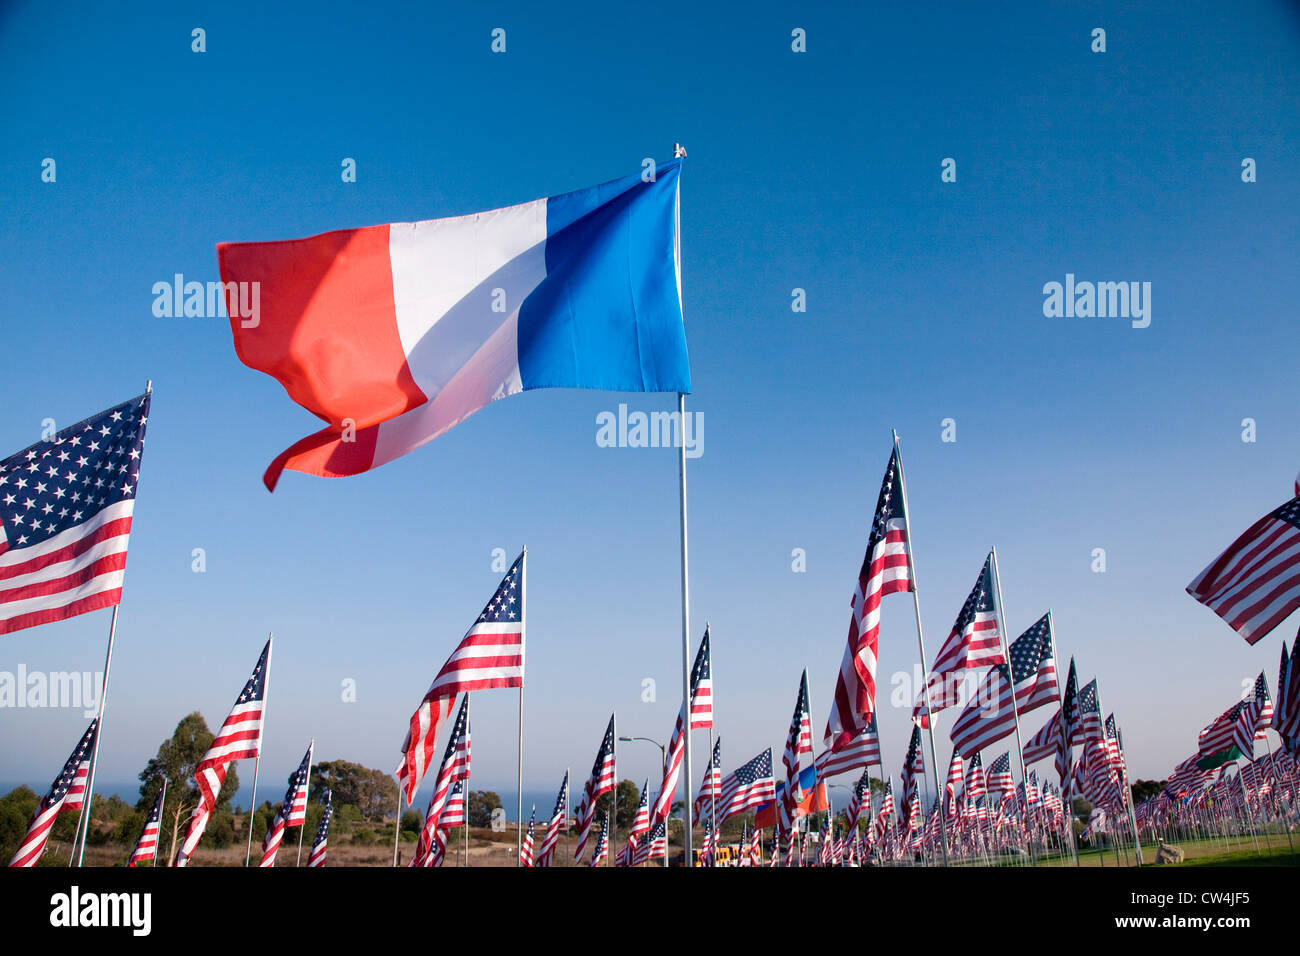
[244,632,273,867]
[565,767,571,867]
[677,392,695,867]
[987,546,1029,868]
[516,547,527,866]
[462,694,471,868]
[610,711,617,867]
[296,739,314,867]
[708,726,716,867]
[891,430,950,867]
[392,780,403,866]
[671,146,694,868]
[154,776,168,867]
[72,605,118,866]
[73,379,151,867]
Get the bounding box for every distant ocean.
[6,781,566,824]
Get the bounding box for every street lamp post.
[619,735,668,866]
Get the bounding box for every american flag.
[716,748,778,824]
[1055,659,1079,786]
[943,749,964,820]
[623,781,651,861]
[519,806,537,867]
[950,613,1057,757]
[698,817,714,867]
[965,753,987,801]
[0,391,150,635]
[453,699,472,782]
[1233,672,1272,760]
[693,736,722,818]
[307,790,332,867]
[397,552,523,803]
[1198,695,1250,757]
[589,811,610,867]
[9,719,97,867]
[1187,495,1300,644]
[873,779,896,844]
[439,781,466,828]
[258,741,313,867]
[534,771,568,868]
[633,820,666,866]
[781,671,813,830]
[1083,738,1121,810]
[573,715,616,861]
[1278,636,1300,750]
[1105,717,1130,809]
[899,724,924,827]
[412,694,471,866]
[825,446,914,750]
[1067,678,1102,746]
[128,782,165,867]
[845,768,869,833]
[690,624,713,729]
[915,554,1003,724]
[748,823,762,866]
[1022,708,1062,766]
[176,639,270,865]
[814,714,881,779]
[651,629,711,825]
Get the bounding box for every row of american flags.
[5,392,1300,865]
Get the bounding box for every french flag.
[218,159,692,490]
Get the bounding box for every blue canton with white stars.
[313,792,333,846]
[955,557,997,630]
[1000,613,1053,684]
[476,554,522,623]
[0,393,149,549]
[43,719,98,811]
[237,641,270,705]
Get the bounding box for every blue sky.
[2,0,1298,810]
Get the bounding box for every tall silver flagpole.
[673,144,694,869]
[610,711,617,867]
[516,547,527,866]
[987,548,1034,864]
[73,380,151,867]
[244,632,273,866]
[391,780,403,866]
[891,431,949,867]
[676,390,696,874]
[296,739,314,867]
[72,605,118,866]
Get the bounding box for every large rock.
[1153,843,1184,864]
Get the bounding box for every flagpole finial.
[673,143,687,158]
[145,379,153,394]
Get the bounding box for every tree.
[136,711,239,865]
[468,790,502,828]
[596,779,641,832]
[1130,779,1163,804]
[310,761,393,821]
